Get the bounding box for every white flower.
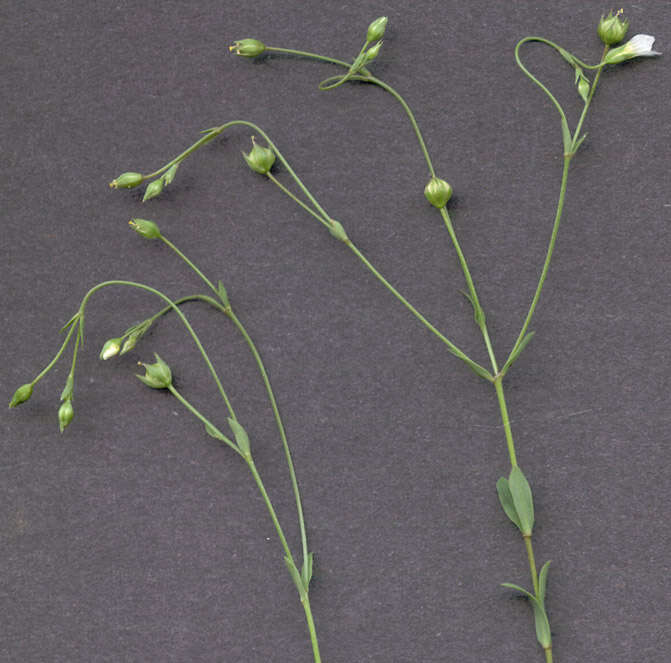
[604,34,661,64]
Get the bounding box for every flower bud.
[597,10,629,46]
[136,353,172,389]
[603,34,661,64]
[129,218,161,239]
[142,178,164,202]
[577,77,590,102]
[424,176,453,208]
[58,399,74,433]
[243,137,276,175]
[365,41,383,62]
[109,172,144,189]
[99,338,123,360]
[366,16,388,43]
[163,163,179,186]
[9,383,33,408]
[229,39,266,57]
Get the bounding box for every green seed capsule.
[129,218,161,239]
[243,138,276,175]
[58,399,74,433]
[229,39,266,57]
[136,353,173,389]
[142,179,164,202]
[109,172,144,189]
[424,176,453,208]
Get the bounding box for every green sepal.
[228,417,250,456]
[217,280,230,308]
[301,551,314,589]
[328,219,349,242]
[60,374,74,402]
[284,556,308,599]
[503,331,535,373]
[496,477,522,531]
[508,466,534,536]
[501,582,552,649]
[163,163,179,186]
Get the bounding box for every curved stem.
[78,280,236,419]
[155,233,311,570]
[228,309,310,572]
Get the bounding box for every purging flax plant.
[10,11,660,662]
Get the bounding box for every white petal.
[629,34,656,54]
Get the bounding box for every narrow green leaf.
[217,280,230,307]
[301,551,314,589]
[508,466,534,536]
[538,560,551,605]
[228,418,250,456]
[558,47,576,67]
[459,289,485,326]
[502,582,552,649]
[464,358,493,382]
[60,311,81,333]
[561,118,572,154]
[573,133,588,153]
[505,331,535,371]
[204,422,228,441]
[496,477,522,531]
[284,556,307,599]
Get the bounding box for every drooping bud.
[366,16,388,43]
[142,178,164,202]
[577,76,590,102]
[365,41,383,62]
[136,353,173,389]
[109,172,144,189]
[597,10,629,46]
[129,218,161,239]
[229,39,266,57]
[242,137,276,175]
[424,176,453,208]
[99,338,123,360]
[9,383,34,408]
[58,399,74,433]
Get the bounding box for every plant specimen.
[9,11,660,662]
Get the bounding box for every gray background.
[2,1,670,661]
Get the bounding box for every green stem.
[493,376,517,468]
[228,309,311,573]
[30,319,79,386]
[571,45,609,150]
[503,155,571,372]
[524,535,539,596]
[167,384,322,663]
[167,384,240,454]
[157,232,311,571]
[78,280,236,419]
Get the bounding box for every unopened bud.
[365,41,383,62]
[243,137,276,175]
[136,353,173,389]
[58,399,74,433]
[99,338,123,360]
[109,172,144,189]
[9,383,33,408]
[366,16,388,43]
[129,218,161,239]
[229,39,266,57]
[142,178,164,202]
[424,176,453,208]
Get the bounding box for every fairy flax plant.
[11,12,660,663]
